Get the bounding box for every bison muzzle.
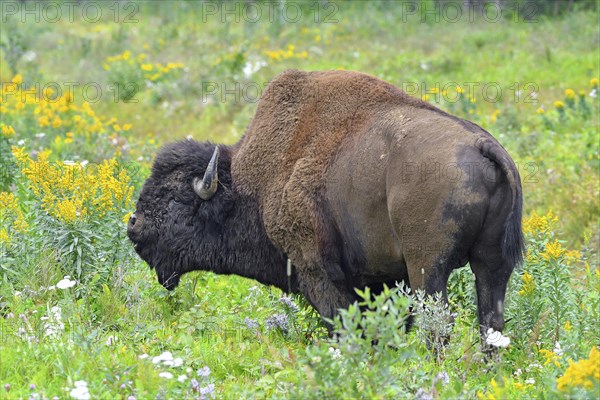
[128,70,524,338]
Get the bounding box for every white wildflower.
[485,328,510,348]
[163,357,183,367]
[138,354,149,359]
[525,378,535,385]
[242,59,267,79]
[328,347,342,360]
[152,351,173,365]
[70,380,90,400]
[56,277,76,289]
[554,342,563,356]
[44,305,64,338]
[23,51,37,62]
[177,374,187,383]
[159,372,173,379]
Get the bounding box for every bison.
[127,70,524,337]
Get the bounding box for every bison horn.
[193,146,219,200]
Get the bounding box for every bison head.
[127,140,232,290]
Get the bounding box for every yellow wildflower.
[122,124,132,131]
[518,271,535,295]
[0,191,28,242]
[38,115,50,127]
[0,229,9,243]
[122,211,133,224]
[55,199,80,223]
[523,210,557,235]
[564,89,575,99]
[476,378,501,400]
[540,348,561,367]
[456,86,464,94]
[141,63,153,71]
[1,124,16,137]
[11,74,23,85]
[11,146,29,163]
[541,240,565,260]
[11,151,134,223]
[52,116,62,128]
[122,50,131,60]
[564,250,581,262]
[557,347,600,391]
[564,321,573,331]
[536,107,545,114]
[554,100,565,109]
[491,109,501,123]
[42,87,54,98]
[591,78,599,87]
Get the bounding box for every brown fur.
[231,70,523,330]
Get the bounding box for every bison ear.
[193,146,219,200]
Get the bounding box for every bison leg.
[404,248,453,302]
[297,266,356,332]
[403,247,460,351]
[469,244,511,337]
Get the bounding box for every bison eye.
[129,213,137,227]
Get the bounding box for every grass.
[0,1,599,399]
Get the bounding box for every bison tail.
[477,138,525,267]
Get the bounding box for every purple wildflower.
[200,383,215,398]
[415,388,433,400]
[265,313,289,332]
[244,317,258,330]
[197,366,211,377]
[191,378,200,391]
[434,371,450,386]
[279,295,299,313]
